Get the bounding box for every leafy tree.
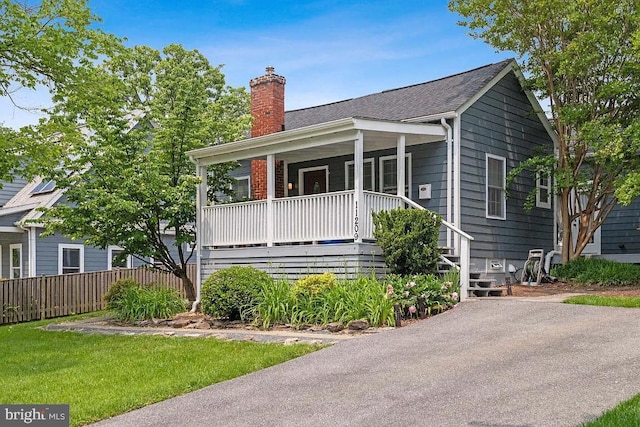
[0,0,120,182]
[38,44,251,300]
[450,0,640,262]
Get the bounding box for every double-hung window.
[59,244,84,275]
[536,173,552,209]
[345,159,374,191]
[379,154,411,197]
[486,154,506,219]
[9,244,22,279]
[108,246,132,270]
[231,176,251,200]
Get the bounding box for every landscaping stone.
[193,320,211,330]
[169,319,191,328]
[347,319,370,331]
[284,338,299,345]
[326,322,344,333]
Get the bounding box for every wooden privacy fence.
[0,264,197,325]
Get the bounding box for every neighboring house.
[0,176,188,278]
[188,60,638,299]
[0,177,133,278]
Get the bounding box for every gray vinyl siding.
[0,231,27,279]
[601,199,640,255]
[459,72,555,261]
[34,231,189,276]
[0,177,27,206]
[286,142,448,218]
[0,212,27,227]
[35,232,106,276]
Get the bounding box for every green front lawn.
[0,315,320,426]
[584,393,640,426]
[564,295,640,308]
[564,294,640,425]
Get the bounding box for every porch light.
[288,182,293,191]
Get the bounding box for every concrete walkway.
[93,298,640,427]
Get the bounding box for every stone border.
[44,317,386,345]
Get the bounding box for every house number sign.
[354,201,359,240]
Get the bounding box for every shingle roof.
[284,59,514,130]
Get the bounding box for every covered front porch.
[188,117,473,299]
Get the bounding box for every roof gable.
[284,59,514,130]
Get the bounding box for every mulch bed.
[501,282,640,298]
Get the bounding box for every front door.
[302,168,327,195]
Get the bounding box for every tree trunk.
[175,268,196,302]
[560,189,572,263]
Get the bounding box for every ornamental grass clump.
[254,273,458,329]
[551,257,640,286]
[107,285,186,322]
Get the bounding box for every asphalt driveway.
[94,297,640,426]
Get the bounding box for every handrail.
[439,254,460,270]
[398,195,474,241]
[397,195,472,302]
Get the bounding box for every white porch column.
[266,154,275,247]
[396,135,406,198]
[354,131,364,243]
[193,163,207,311]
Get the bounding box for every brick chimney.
[250,66,286,199]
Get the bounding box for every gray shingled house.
[188,59,639,300]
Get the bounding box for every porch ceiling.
[188,117,446,165]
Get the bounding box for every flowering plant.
[384,274,459,319]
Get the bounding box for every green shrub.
[201,266,273,321]
[372,207,442,275]
[292,272,337,296]
[551,258,640,286]
[104,278,140,309]
[108,286,185,322]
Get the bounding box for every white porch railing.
[361,191,403,239]
[202,199,267,246]
[273,191,354,243]
[201,191,473,301]
[201,190,402,246]
[398,195,474,302]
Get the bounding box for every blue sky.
[1,0,515,128]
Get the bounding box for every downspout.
[441,118,453,249]
[190,159,205,312]
[544,250,560,275]
[453,114,462,255]
[17,223,36,277]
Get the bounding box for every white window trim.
[486,153,507,220]
[379,154,412,198]
[9,243,22,279]
[345,158,375,191]
[536,172,552,209]
[230,175,251,200]
[298,165,329,195]
[58,244,85,275]
[107,246,132,270]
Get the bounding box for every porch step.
[468,287,505,297]
[439,252,503,298]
